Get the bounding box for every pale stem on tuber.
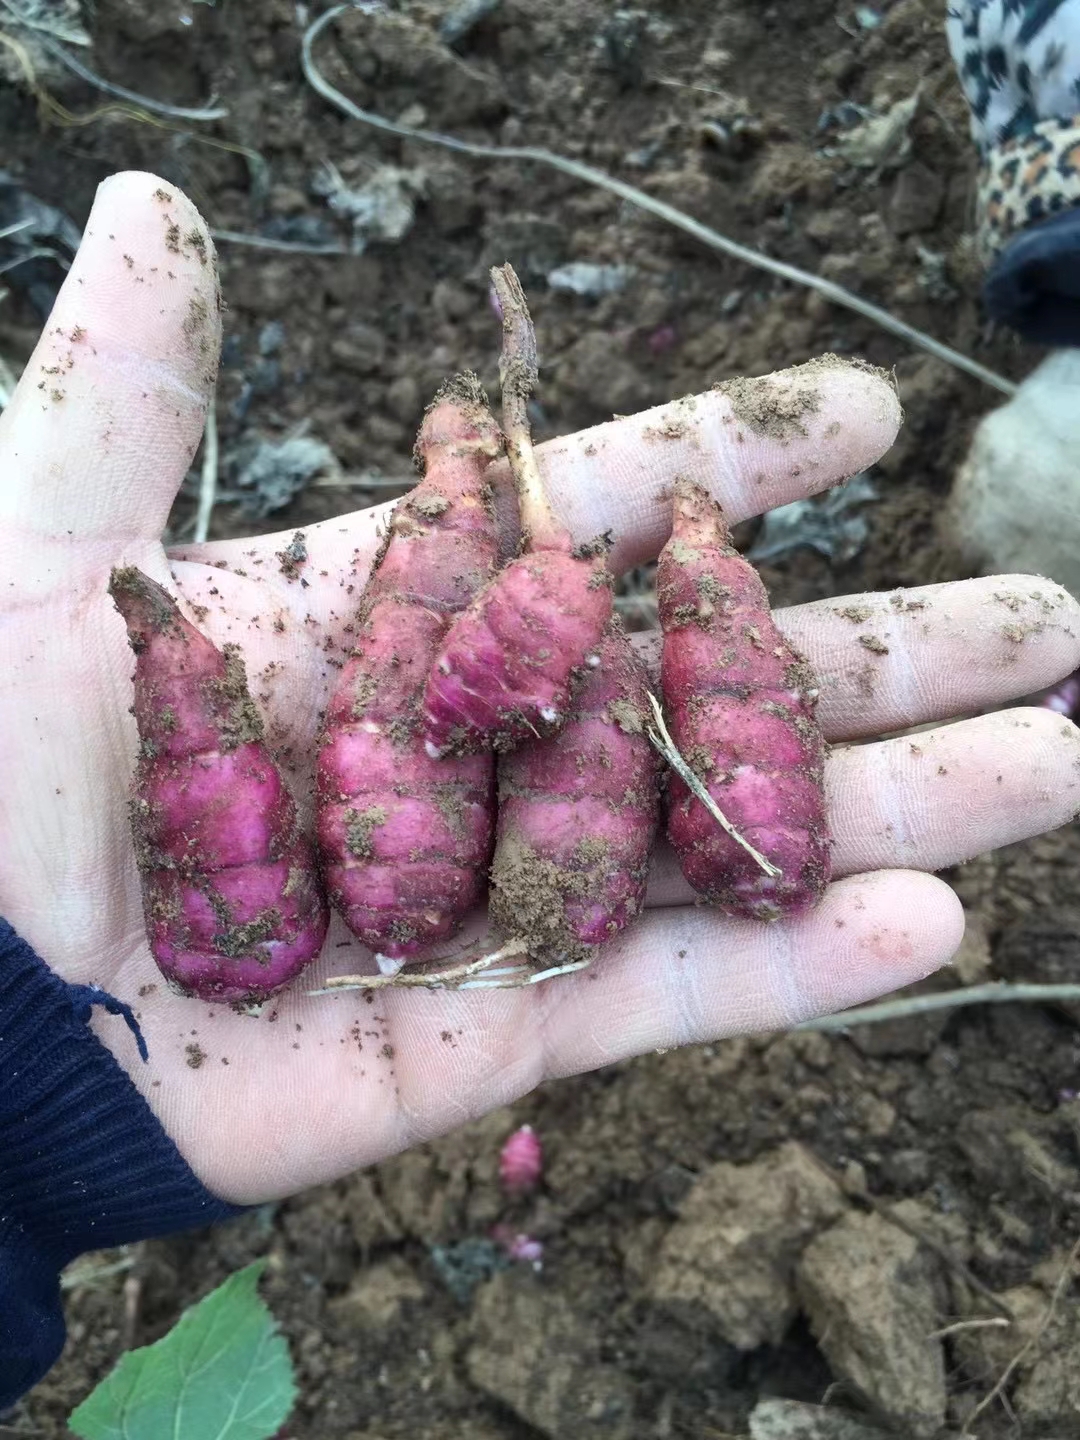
[645,691,782,880]
[489,263,564,551]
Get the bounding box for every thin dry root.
[645,691,781,879]
[309,938,587,993]
[459,957,592,989]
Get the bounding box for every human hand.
[2,173,1078,1205]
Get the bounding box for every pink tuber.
[499,1124,544,1195]
[489,624,661,963]
[657,480,831,920]
[316,376,503,962]
[109,567,328,1003]
[421,265,613,758]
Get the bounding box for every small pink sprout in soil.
[499,1123,543,1195]
[646,322,677,356]
[492,1223,544,1270]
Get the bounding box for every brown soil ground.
[3,1,1079,1436]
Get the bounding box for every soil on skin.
[3,1,1078,1436]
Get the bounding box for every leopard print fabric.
[977,110,1080,261]
[946,0,1080,260]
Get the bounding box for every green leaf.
[68,1260,296,1440]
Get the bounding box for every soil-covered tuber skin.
[421,541,613,755]
[489,623,661,963]
[658,479,831,920]
[422,264,613,757]
[316,375,503,960]
[109,566,329,1003]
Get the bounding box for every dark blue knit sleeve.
[0,918,244,1412]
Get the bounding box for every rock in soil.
[651,1141,847,1348]
[796,1211,947,1437]
[951,1250,1080,1429]
[467,1270,635,1439]
[749,1397,895,1440]
[327,1256,425,1333]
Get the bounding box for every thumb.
[0,171,220,552]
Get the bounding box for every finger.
[781,574,1080,738]
[536,871,963,1075]
[644,707,1080,907]
[627,574,1080,739]
[540,357,901,571]
[162,563,1080,815]
[175,356,900,579]
[132,870,955,1202]
[0,171,219,562]
[378,871,961,1168]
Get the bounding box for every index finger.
[176,357,901,580]
[538,355,899,571]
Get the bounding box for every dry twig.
[798,981,1080,1033]
[36,33,228,121]
[0,350,18,410]
[0,0,87,44]
[210,228,350,255]
[300,4,1017,397]
[962,1237,1080,1432]
[0,27,260,172]
[928,1316,1011,1341]
[60,1252,137,1292]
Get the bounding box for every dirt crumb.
[277,530,308,580]
[414,492,450,518]
[213,645,265,748]
[489,839,591,966]
[836,604,873,623]
[858,634,890,655]
[716,371,822,442]
[608,698,644,735]
[345,805,387,859]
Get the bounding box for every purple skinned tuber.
[489,623,661,963]
[316,376,504,962]
[421,265,614,757]
[109,567,328,1003]
[657,480,831,920]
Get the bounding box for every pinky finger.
[537,870,964,1078]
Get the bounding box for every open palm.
[2,173,1078,1207]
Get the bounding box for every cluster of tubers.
[109,268,831,1005]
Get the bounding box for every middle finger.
[629,573,1080,741]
